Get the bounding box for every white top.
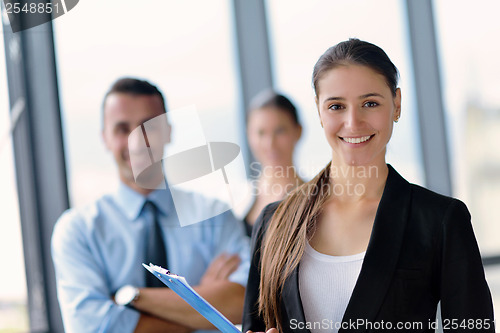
[299,242,365,333]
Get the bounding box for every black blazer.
[242,165,494,332]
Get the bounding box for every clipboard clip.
[145,263,170,275]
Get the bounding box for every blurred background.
[1,0,499,331]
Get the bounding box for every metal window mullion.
[405,0,452,196]
[2,8,68,332]
[231,0,274,177]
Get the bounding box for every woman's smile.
[339,134,375,145]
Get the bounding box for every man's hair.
[102,77,167,126]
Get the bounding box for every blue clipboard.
[142,263,241,333]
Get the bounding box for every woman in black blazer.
[242,39,494,333]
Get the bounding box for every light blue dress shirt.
[51,182,250,333]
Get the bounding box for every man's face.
[102,93,169,191]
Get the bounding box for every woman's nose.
[267,134,278,149]
[345,108,364,131]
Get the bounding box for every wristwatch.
[115,285,140,306]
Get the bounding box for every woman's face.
[247,107,302,168]
[316,64,401,167]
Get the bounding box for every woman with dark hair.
[243,39,494,333]
[239,90,304,237]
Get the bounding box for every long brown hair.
[259,163,331,330]
[258,38,399,330]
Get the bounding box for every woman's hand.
[246,329,278,333]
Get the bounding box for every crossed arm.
[134,313,192,333]
[131,253,244,332]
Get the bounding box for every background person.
[52,77,250,333]
[243,39,494,333]
[242,90,303,236]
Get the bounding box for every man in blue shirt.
[51,78,250,332]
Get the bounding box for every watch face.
[115,285,138,305]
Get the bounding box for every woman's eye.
[328,104,343,111]
[363,101,378,108]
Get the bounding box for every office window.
[434,0,500,256]
[54,0,241,206]
[266,0,424,184]
[0,27,29,332]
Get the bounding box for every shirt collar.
[113,182,174,220]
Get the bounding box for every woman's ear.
[394,88,402,122]
[296,124,303,141]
